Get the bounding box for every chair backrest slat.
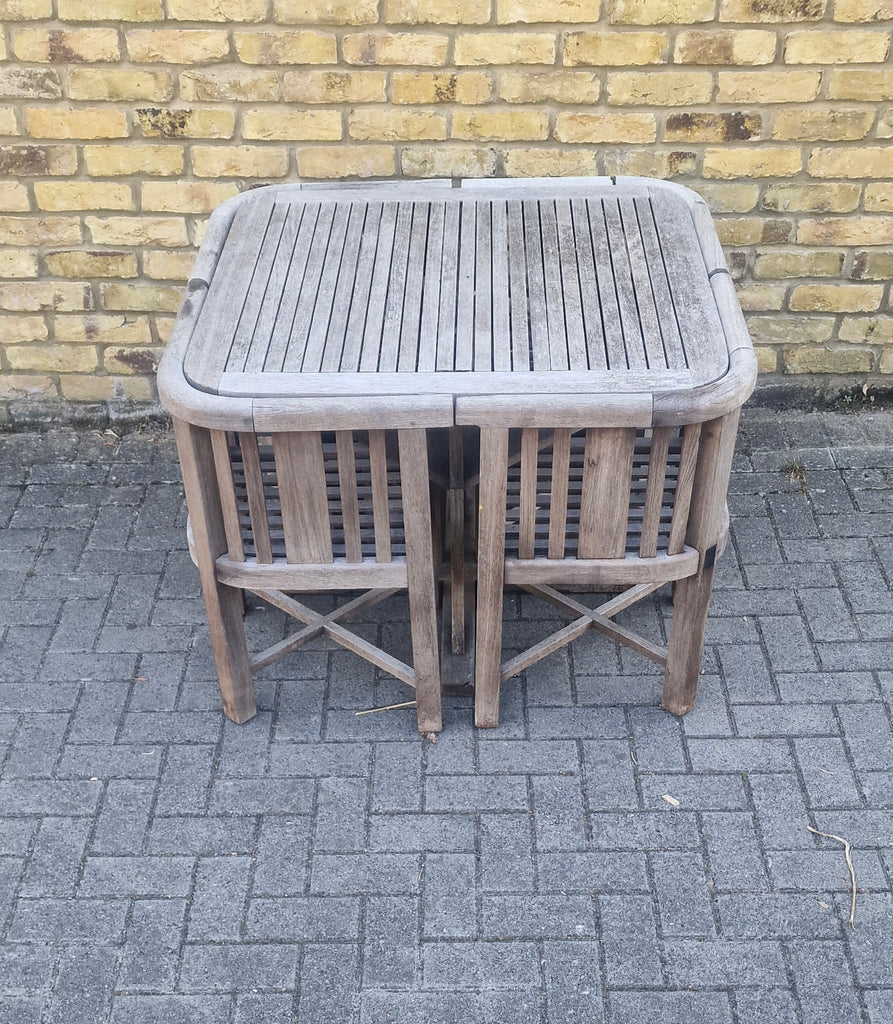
[639,426,671,559]
[211,429,244,562]
[548,428,571,560]
[274,432,333,564]
[668,422,702,555]
[578,427,636,559]
[336,430,363,563]
[368,428,393,563]
[238,431,273,564]
[518,428,539,560]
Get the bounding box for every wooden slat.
[504,547,698,586]
[548,427,571,560]
[210,429,244,561]
[518,427,539,560]
[587,198,628,370]
[473,200,493,371]
[436,201,461,371]
[455,200,476,370]
[300,200,353,372]
[336,430,362,563]
[338,202,382,373]
[668,422,701,555]
[507,199,530,372]
[635,196,687,370]
[501,615,592,681]
[238,432,272,564]
[320,201,368,372]
[523,199,551,371]
[577,427,636,559]
[417,201,445,373]
[273,432,333,563]
[602,197,648,370]
[540,199,569,371]
[490,199,511,372]
[619,195,666,372]
[368,428,392,563]
[397,202,429,372]
[360,201,398,371]
[378,201,414,372]
[556,199,587,371]
[639,426,671,559]
[570,198,608,371]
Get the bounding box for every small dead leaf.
[818,900,830,910]
[662,794,680,807]
[425,732,438,744]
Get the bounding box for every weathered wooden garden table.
[159,176,756,726]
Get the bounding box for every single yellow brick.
[192,145,290,178]
[45,250,138,279]
[13,28,120,62]
[783,347,874,374]
[0,183,31,213]
[2,316,48,344]
[25,107,129,140]
[0,282,91,312]
[753,250,843,279]
[865,184,893,212]
[103,347,164,374]
[5,0,53,17]
[180,69,280,102]
[102,283,183,312]
[455,32,556,65]
[137,108,235,140]
[0,68,62,100]
[127,30,230,64]
[401,144,497,177]
[0,107,17,135]
[612,0,714,23]
[604,150,698,178]
[785,29,889,63]
[35,182,134,212]
[852,252,893,282]
[144,251,196,281]
[607,72,712,105]
[244,108,343,141]
[882,350,893,373]
[834,0,893,20]
[747,314,834,346]
[54,314,153,344]
[343,32,449,66]
[60,375,155,401]
[348,109,446,141]
[839,316,893,344]
[86,216,189,247]
[503,148,598,177]
[0,145,77,176]
[0,216,82,246]
[754,346,779,373]
[716,71,821,103]
[283,71,387,103]
[155,316,176,343]
[798,216,893,245]
[68,69,174,102]
[0,252,39,278]
[141,181,239,213]
[879,110,893,139]
[297,144,395,178]
[691,183,760,212]
[704,147,802,179]
[7,344,99,372]
[719,0,823,21]
[555,112,656,144]
[809,147,893,179]
[452,109,549,141]
[675,30,776,65]
[275,0,379,23]
[84,145,183,177]
[167,0,266,20]
[773,108,873,142]
[0,374,57,401]
[498,0,597,22]
[564,31,666,66]
[500,70,598,103]
[393,71,492,104]
[59,0,162,19]
[386,0,490,22]
[791,284,884,312]
[735,285,786,311]
[762,183,861,212]
[665,111,761,143]
[234,29,337,64]
[714,217,793,245]
[828,68,893,100]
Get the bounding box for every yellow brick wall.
[1,0,892,408]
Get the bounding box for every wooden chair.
[462,398,741,727]
[174,419,443,733]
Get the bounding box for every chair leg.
[398,429,442,734]
[173,418,257,724]
[474,428,509,728]
[662,566,715,716]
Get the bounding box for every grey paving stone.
[651,850,716,936]
[481,894,596,939]
[79,855,195,897]
[363,896,419,987]
[370,741,422,811]
[864,989,893,1024]
[235,993,297,1024]
[424,775,529,812]
[8,898,129,944]
[582,739,638,810]
[639,773,749,811]
[367,813,476,853]
[19,817,90,897]
[479,813,536,892]
[0,945,57,995]
[252,818,311,896]
[92,780,157,854]
[789,939,864,1024]
[188,856,251,940]
[702,812,770,892]
[532,775,588,850]
[360,988,541,1024]
[246,897,361,941]
[542,940,603,1022]
[734,989,800,1024]
[598,895,663,987]
[844,893,893,987]
[421,940,540,989]
[717,893,841,938]
[117,898,187,991]
[178,943,298,993]
[111,995,233,1024]
[538,852,649,893]
[310,854,420,895]
[422,853,476,939]
[794,737,863,808]
[663,938,787,987]
[148,815,257,856]
[296,943,360,1024]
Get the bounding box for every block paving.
[0,407,892,1023]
